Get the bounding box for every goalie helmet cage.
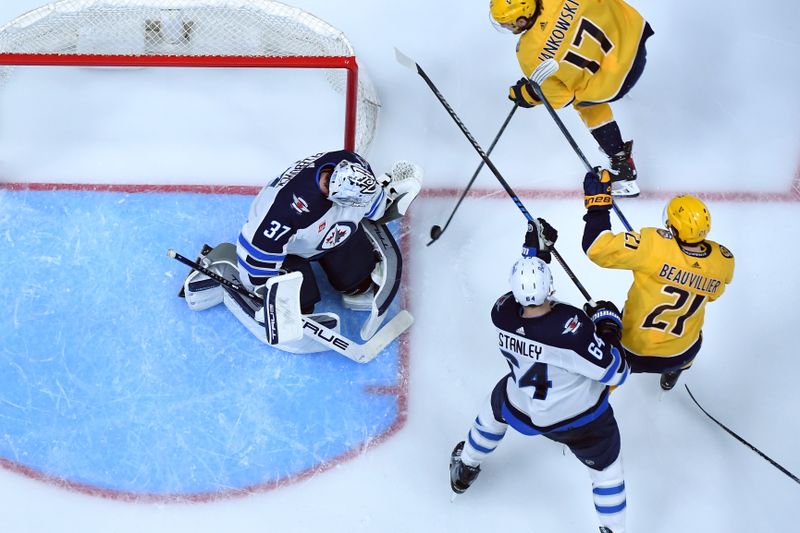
[0,0,381,154]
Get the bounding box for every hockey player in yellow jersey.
[582,170,735,390]
[489,0,654,197]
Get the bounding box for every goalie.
[181,150,422,355]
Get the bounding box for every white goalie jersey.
[490,293,629,434]
[236,150,388,292]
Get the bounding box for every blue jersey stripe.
[599,347,622,384]
[238,233,285,262]
[365,189,385,219]
[237,256,280,277]
[502,393,610,436]
[616,364,630,387]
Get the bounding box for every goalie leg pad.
[183,242,238,311]
[264,272,304,345]
[358,221,402,340]
[184,270,223,311]
[220,275,342,354]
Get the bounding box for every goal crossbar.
[0,51,360,151]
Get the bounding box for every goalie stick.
[685,385,799,485]
[527,65,634,232]
[167,249,413,363]
[395,48,596,305]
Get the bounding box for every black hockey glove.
[523,217,558,263]
[508,78,540,108]
[583,168,613,211]
[584,300,623,340]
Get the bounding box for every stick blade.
[361,310,414,362]
[394,48,418,72]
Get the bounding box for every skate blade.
[450,491,459,503]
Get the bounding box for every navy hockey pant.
[544,408,621,471]
[283,225,378,311]
[625,334,702,374]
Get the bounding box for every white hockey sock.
[461,396,507,467]
[588,455,627,533]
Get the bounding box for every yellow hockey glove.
[508,78,540,108]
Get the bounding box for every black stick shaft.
[685,385,800,484]
[531,83,634,232]
[428,104,518,246]
[169,249,260,302]
[409,59,594,303]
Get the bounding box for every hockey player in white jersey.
[181,149,422,354]
[449,219,630,533]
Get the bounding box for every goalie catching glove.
[377,160,423,223]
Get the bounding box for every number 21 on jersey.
[642,285,706,336]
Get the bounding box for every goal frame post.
[0,51,360,151]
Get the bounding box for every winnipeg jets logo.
[562,315,581,335]
[318,222,355,250]
[291,194,310,214]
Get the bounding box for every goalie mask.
[328,160,379,208]
[509,256,553,306]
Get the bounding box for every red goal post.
[0,0,381,154]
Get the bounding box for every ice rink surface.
[1,0,799,532]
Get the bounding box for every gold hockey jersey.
[516,0,648,124]
[586,227,735,357]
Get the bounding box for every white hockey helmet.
[509,256,554,306]
[328,160,379,207]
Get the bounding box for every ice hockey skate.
[449,441,481,495]
[609,140,639,198]
[599,527,614,533]
[660,369,684,391]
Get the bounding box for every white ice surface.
[1,0,799,532]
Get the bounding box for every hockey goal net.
[0,0,380,155]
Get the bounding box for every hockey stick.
[167,249,412,363]
[685,385,800,485]
[528,77,634,232]
[428,104,519,246]
[396,49,595,304]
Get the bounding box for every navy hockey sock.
[591,122,624,157]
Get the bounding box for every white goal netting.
[0,0,380,154]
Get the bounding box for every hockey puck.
[430,225,443,240]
